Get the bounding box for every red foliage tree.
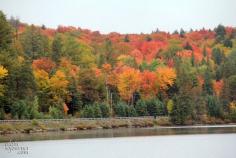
[32,57,56,73]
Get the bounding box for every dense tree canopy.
[0,11,236,124]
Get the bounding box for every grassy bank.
[0,117,159,135]
[0,117,234,135]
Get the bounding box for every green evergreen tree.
[28,96,41,119]
[6,61,37,101]
[215,24,226,42]
[146,99,165,117]
[223,38,233,48]
[127,106,137,117]
[227,75,236,101]
[191,52,195,66]
[170,94,193,125]
[12,100,28,119]
[203,68,213,95]
[49,106,63,119]
[124,35,130,42]
[99,103,110,118]
[206,95,223,118]
[113,102,127,117]
[0,106,5,120]
[135,100,148,116]
[93,104,102,118]
[212,48,224,65]
[0,11,12,51]
[80,105,95,118]
[184,42,193,50]
[145,35,152,41]
[20,25,47,59]
[222,49,236,78]
[52,34,63,64]
[202,46,207,57]
[180,28,185,38]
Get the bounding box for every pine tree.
[20,25,46,59]
[215,24,226,42]
[170,93,193,125]
[124,34,130,42]
[52,34,63,64]
[203,68,213,95]
[6,61,36,101]
[180,28,185,38]
[212,48,224,65]
[0,11,12,51]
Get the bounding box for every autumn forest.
[0,10,236,125]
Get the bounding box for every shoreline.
[1,117,236,135]
[0,123,236,143]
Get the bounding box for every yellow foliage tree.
[229,101,236,113]
[167,99,174,115]
[117,66,141,102]
[33,69,50,90]
[0,66,8,79]
[156,67,176,91]
[0,65,8,96]
[33,69,69,109]
[50,70,69,96]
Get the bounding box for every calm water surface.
[1,125,236,142]
[0,125,236,158]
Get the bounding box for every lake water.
[1,125,236,158]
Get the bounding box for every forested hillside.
[0,11,236,125]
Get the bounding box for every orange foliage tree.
[32,57,56,73]
[213,80,223,96]
[140,70,158,99]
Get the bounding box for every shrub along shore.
[0,117,235,135]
